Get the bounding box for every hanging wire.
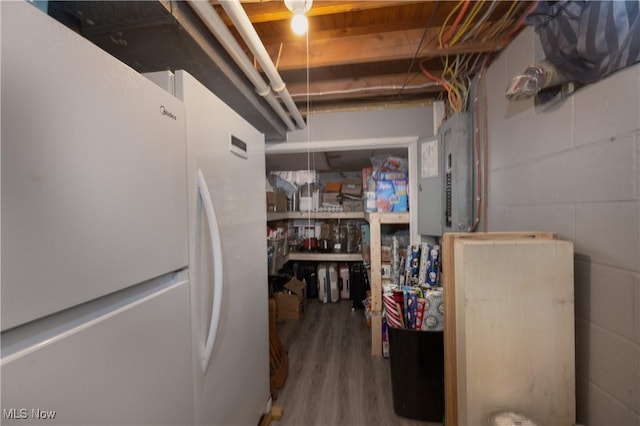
[459,0,500,43]
[482,0,521,40]
[305,24,312,229]
[422,0,531,115]
[448,0,486,46]
[441,0,471,46]
[503,1,539,41]
[398,1,440,98]
[439,0,464,47]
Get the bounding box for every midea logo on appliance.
[160,105,177,120]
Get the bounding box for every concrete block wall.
[485,27,640,425]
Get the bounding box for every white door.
[176,71,270,425]
[1,274,193,426]
[1,2,189,331]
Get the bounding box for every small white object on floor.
[490,410,538,426]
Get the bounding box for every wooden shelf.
[364,211,410,224]
[267,211,365,221]
[284,252,363,262]
[364,211,410,357]
[267,211,409,224]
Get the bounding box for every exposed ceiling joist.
[225,1,419,24]
[213,0,531,110]
[264,27,507,71]
[48,0,533,136]
[286,71,441,103]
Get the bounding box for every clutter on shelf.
[266,191,288,212]
[267,225,288,274]
[265,152,409,214]
[366,154,409,213]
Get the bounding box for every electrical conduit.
[186,0,297,131]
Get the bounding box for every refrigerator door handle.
[197,169,224,373]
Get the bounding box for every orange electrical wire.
[442,0,471,46]
[470,55,489,232]
[504,0,539,41]
[482,0,520,40]
[419,58,461,112]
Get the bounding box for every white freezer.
[1,3,193,425]
[176,70,270,426]
[1,273,194,426]
[1,1,189,331]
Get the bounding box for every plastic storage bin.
[388,326,444,422]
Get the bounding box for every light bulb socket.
[284,0,312,14]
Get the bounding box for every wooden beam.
[267,27,506,71]
[259,19,436,45]
[236,1,421,24]
[286,72,443,102]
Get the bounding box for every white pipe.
[186,0,296,131]
[220,0,307,130]
[290,82,441,98]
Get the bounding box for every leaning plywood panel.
[454,238,575,426]
[442,231,557,426]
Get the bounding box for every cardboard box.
[322,192,341,205]
[342,199,363,212]
[376,179,408,212]
[266,191,288,212]
[341,178,362,196]
[377,171,408,181]
[275,278,306,320]
[325,181,341,193]
[320,223,334,240]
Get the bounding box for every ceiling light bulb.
[291,11,308,35]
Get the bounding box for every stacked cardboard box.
[376,171,408,212]
[274,278,306,320]
[266,191,288,212]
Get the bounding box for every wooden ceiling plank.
[260,19,436,45]
[269,27,505,71]
[286,71,444,102]
[237,1,422,23]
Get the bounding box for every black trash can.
[388,326,444,422]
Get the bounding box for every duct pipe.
[220,0,307,130]
[186,0,296,131]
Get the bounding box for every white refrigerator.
[2,3,271,425]
[1,2,194,425]
[174,70,270,426]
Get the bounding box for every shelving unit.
[267,209,411,357]
[267,211,365,221]
[365,212,410,356]
[267,211,366,266]
[286,252,363,262]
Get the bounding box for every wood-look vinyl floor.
[273,300,441,426]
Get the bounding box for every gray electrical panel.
[417,112,473,236]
